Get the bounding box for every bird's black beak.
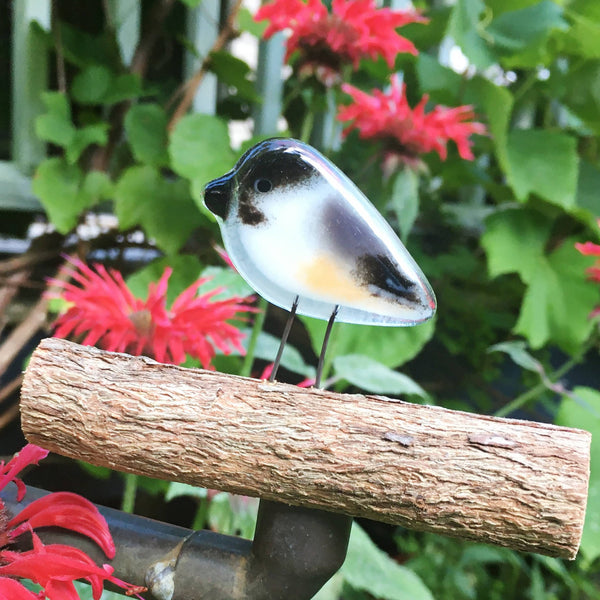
[204,172,233,220]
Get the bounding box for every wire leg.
[315,305,339,389]
[269,296,299,382]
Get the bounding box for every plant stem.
[239,297,268,377]
[494,352,585,418]
[300,110,315,144]
[121,473,138,513]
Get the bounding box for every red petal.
[0,444,48,499]
[0,577,41,600]
[8,492,116,559]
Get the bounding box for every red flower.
[575,241,600,258]
[259,363,314,387]
[0,577,39,599]
[576,224,600,317]
[255,0,425,85]
[48,258,255,368]
[0,444,145,599]
[338,76,487,169]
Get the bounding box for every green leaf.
[487,341,542,373]
[556,387,600,561]
[35,92,75,146]
[514,239,598,352]
[483,210,597,351]
[342,523,433,600]
[80,170,113,206]
[252,331,316,378]
[65,122,109,164]
[71,65,113,104]
[36,92,108,163]
[482,208,553,281]
[124,103,169,166]
[487,1,567,67]
[78,461,112,480]
[169,114,235,204]
[32,158,93,233]
[463,76,513,172]
[238,7,268,37]
[208,51,261,102]
[312,573,344,600]
[561,61,600,134]
[415,54,463,105]
[126,255,204,306]
[505,130,579,208]
[102,73,144,104]
[447,0,495,70]
[302,316,435,371]
[333,354,428,398]
[390,168,419,240]
[559,0,600,59]
[199,265,254,300]
[57,21,121,68]
[115,166,203,254]
[577,161,600,216]
[165,482,208,502]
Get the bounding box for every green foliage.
[22,0,600,598]
[505,130,578,207]
[556,387,600,562]
[124,104,169,166]
[36,92,109,163]
[32,158,111,233]
[338,524,433,600]
[168,113,235,206]
[390,168,419,240]
[302,317,436,372]
[483,209,597,351]
[333,354,428,399]
[114,165,201,255]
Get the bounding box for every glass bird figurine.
[204,138,436,386]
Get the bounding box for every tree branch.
[21,338,590,559]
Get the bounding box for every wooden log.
[21,338,590,559]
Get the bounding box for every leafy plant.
[9,0,600,598]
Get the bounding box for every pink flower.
[48,258,255,368]
[255,0,425,85]
[0,444,145,599]
[338,76,487,168]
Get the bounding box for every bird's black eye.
[254,178,272,193]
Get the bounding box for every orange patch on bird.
[299,255,367,302]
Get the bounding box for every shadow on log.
[20,338,590,559]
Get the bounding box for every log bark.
[21,338,590,559]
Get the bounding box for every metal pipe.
[2,485,351,599]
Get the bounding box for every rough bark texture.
[21,338,590,559]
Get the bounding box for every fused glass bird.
[204,138,436,386]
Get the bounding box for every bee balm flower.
[255,0,426,85]
[0,444,145,599]
[48,258,255,368]
[338,76,487,169]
